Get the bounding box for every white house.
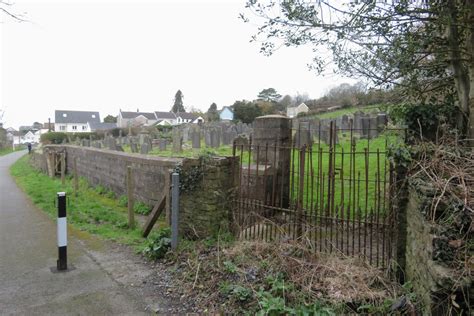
[154,111,178,125]
[286,103,309,118]
[219,106,234,121]
[117,110,157,128]
[22,130,40,144]
[55,110,101,133]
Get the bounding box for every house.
[55,110,101,133]
[22,130,40,144]
[219,106,234,121]
[286,102,309,118]
[117,110,157,128]
[176,112,204,124]
[88,122,117,132]
[154,111,178,125]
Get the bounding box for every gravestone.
[172,129,182,153]
[234,134,249,148]
[130,142,138,153]
[376,113,388,132]
[159,139,167,151]
[360,116,370,139]
[140,142,150,154]
[353,111,364,132]
[107,137,117,150]
[192,128,201,149]
[182,126,190,143]
[81,139,90,147]
[369,116,379,139]
[116,145,124,152]
[341,115,349,130]
[293,121,313,148]
[204,130,212,147]
[210,129,220,148]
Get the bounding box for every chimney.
[137,108,139,112]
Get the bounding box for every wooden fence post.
[73,157,78,197]
[127,166,135,228]
[60,153,66,186]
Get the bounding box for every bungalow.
[176,112,204,124]
[219,106,234,121]
[286,102,309,118]
[117,110,157,128]
[155,111,178,125]
[55,110,101,133]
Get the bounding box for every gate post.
[252,115,291,208]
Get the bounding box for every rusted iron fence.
[232,120,405,269]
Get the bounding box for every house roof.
[55,110,101,124]
[121,111,156,120]
[220,106,234,114]
[287,102,308,109]
[88,122,117,131]
[177,112,197,120]
[154,111,177,120]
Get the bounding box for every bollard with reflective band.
[57,192,67,271]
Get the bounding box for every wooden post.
[73,157,78,197]
[60,153,66,186]
[127,166,135,228]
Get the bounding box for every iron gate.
[232,120,405,268]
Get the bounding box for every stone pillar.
[251,115,291,208]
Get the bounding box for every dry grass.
[165,238,403,313]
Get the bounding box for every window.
[92,114,96,118]
[82,126,87,131]
[72,126,77,130]
[62,113,67,117]
[60,126,66,131]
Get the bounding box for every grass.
[0,145,25,156]
[310,104,383,120]
[122,141,234,158]
[10,155,167,248]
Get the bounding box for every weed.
[118,195,128,207]
[223,260,238,274]
[133,201,151,215]
[142,227,171,260]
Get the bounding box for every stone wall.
[405,188,472,314]
[35,145,237,239]
[43,145,183,206]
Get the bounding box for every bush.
[40,132,67,144]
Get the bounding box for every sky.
[1,0,355,129]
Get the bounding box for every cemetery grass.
[311,104,383,120]
[10,155,167,248]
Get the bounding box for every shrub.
[40,132,67,144]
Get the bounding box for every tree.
[1,1,27,22]
[257,88,282,102]
[243,1,474,140]
[206,102,220,122]
[103,115,117,123]
[232,100,262,124]
[171,90,185,113]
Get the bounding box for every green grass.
[311,104,382,119]
[0,145,25,156]
[10,155,166,248]
[122,141,234,158]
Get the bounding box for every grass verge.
[0,145,25,156]
[10,155,166,248]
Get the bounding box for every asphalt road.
[0,151,149,315]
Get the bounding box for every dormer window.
[63,114,67,117]
[92,114,96,118]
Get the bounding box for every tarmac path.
[0,151,151,315]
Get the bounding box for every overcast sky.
[1,0,354,129]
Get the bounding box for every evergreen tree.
[171,90,185,113]
[207,102,220,121]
